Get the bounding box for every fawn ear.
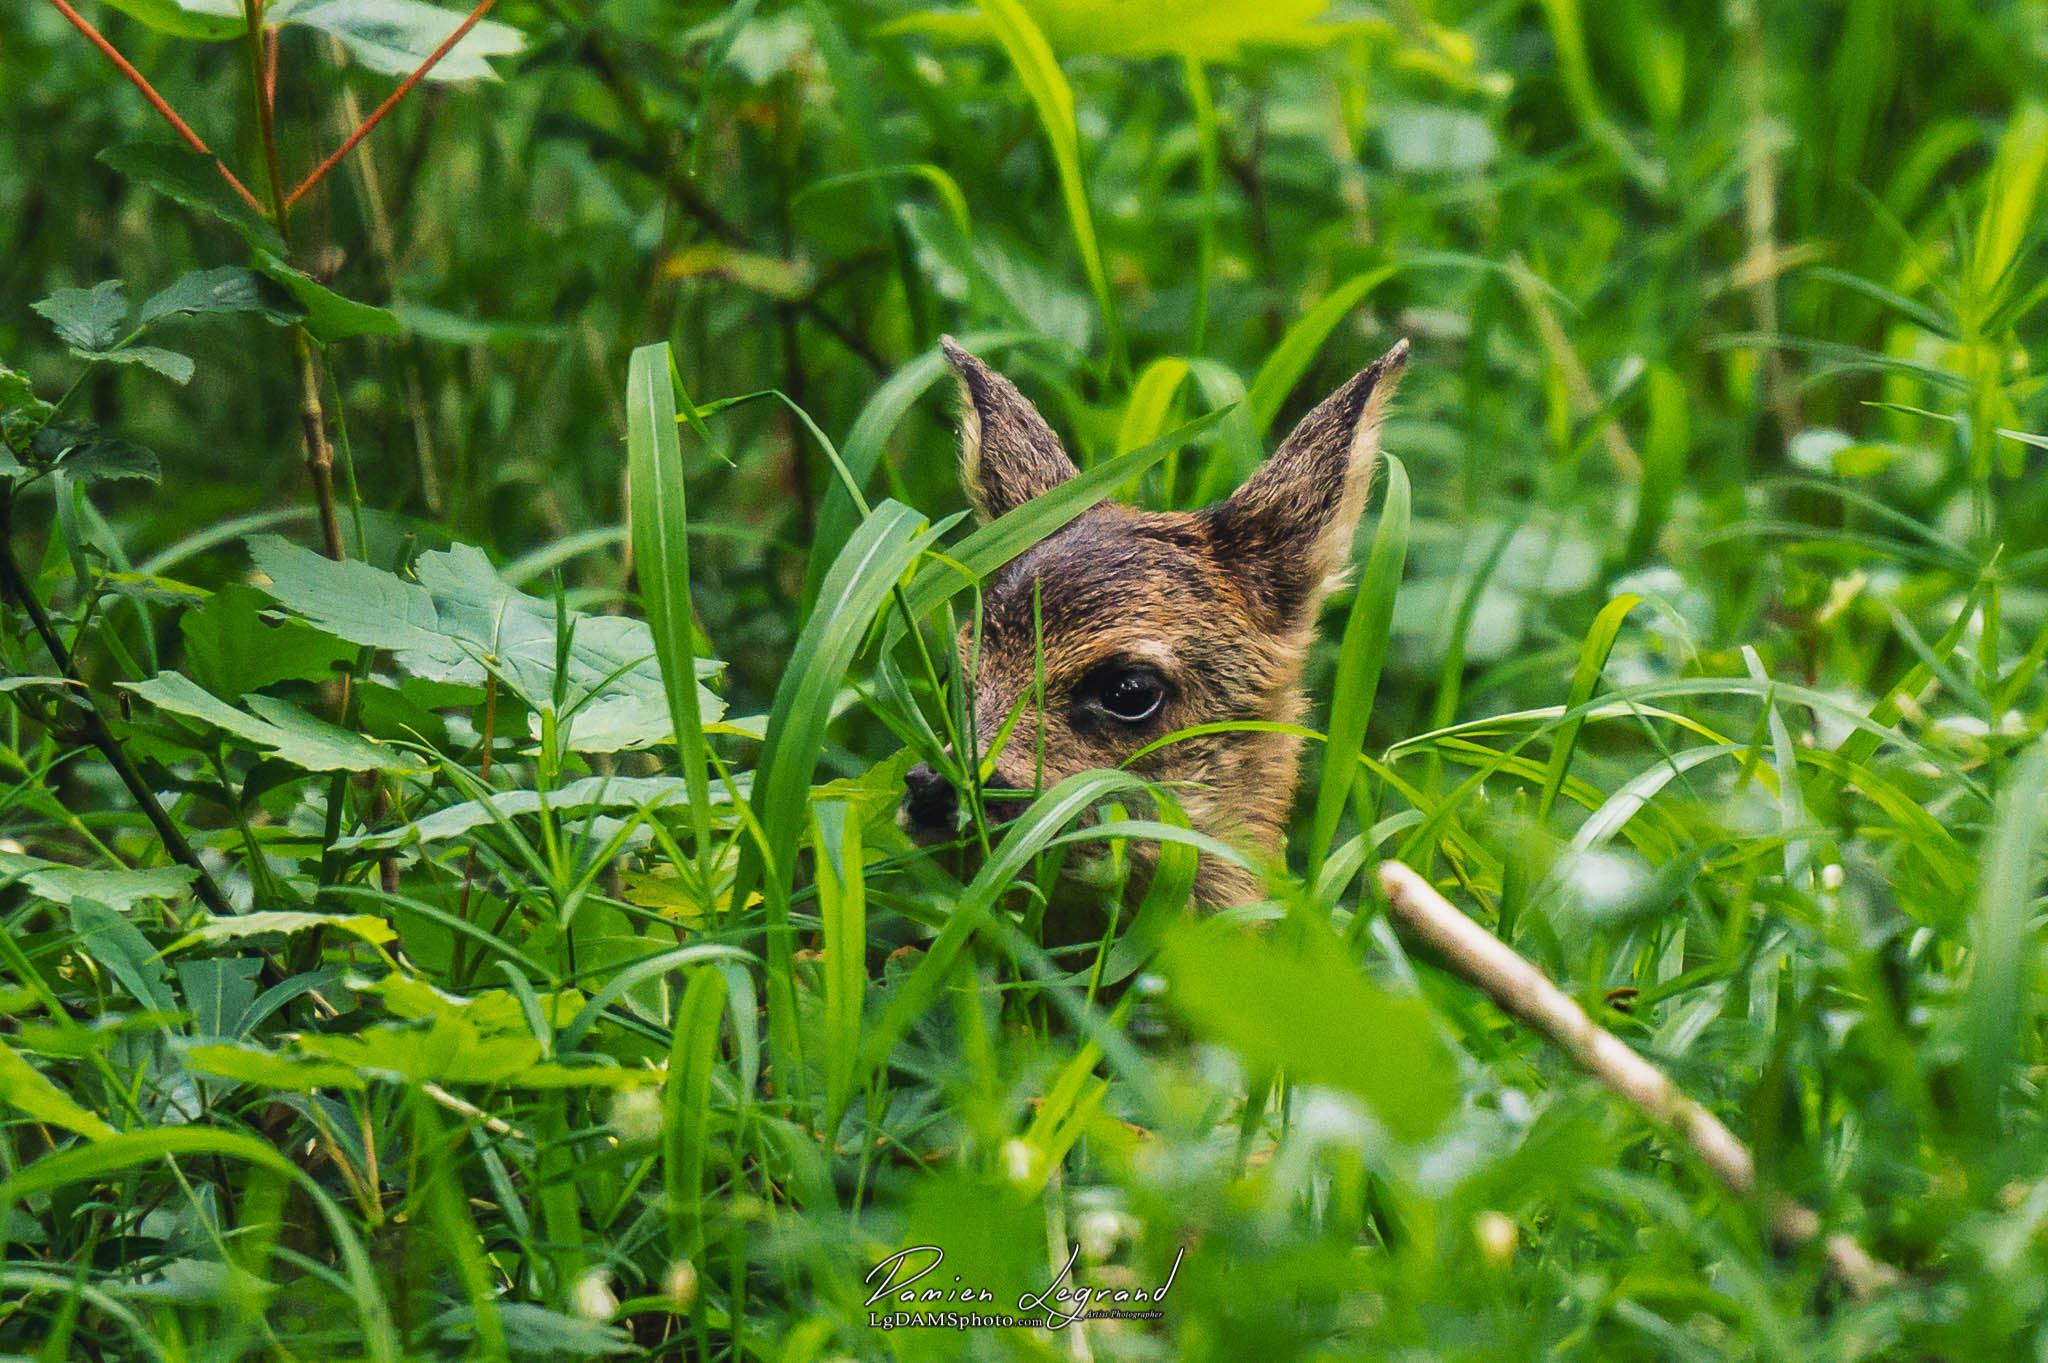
[1206,340,1408,625]
[941,337,1079,521]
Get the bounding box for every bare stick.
[1376,859,1897,1299]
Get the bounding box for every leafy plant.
[4,1,2048,1359]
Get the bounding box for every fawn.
[899,336,1408,906]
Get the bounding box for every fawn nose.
[900,762,959,838]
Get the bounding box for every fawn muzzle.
[899,762,959,840]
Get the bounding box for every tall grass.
[2,2,2047,1360]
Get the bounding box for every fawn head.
[899,336,1408,905]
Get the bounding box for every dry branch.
[1377,859,1897,1300]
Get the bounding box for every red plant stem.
[284,0,500,210]
[264,26,280,113]
[43,0,269,218]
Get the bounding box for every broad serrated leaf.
[182,583,353,698]
[249,534,724,751]
[56,437,163,486]
[0,850,196,912]
[70,899,177,1011]
[173,910,399,950]
[0,361,47,417]
[246,534,453,660]
[278,0,525,81]
[98,144,285,255]
[79,345,196,385]
[122,671,425,773]
[140,266,306,327]
[296,1012,541,1083]
[33,281,130,351]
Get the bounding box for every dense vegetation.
[4,0,2048,1357]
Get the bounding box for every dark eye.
[1092,667,1167,724]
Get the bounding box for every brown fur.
[926,337,1408,905]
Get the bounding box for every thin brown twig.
[42,0,268,217]
[0,497,234,918]
[1376,859,1899,1300]
[284,0,501,210]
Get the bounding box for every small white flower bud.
[570,1268,618,1322]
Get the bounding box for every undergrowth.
[3,1,2048,1359]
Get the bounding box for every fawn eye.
[1091,667,1167,724]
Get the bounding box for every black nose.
[900,762,959,836]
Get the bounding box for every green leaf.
[278,0,525,81]
[1160,915,1457,1141]
[0,1038,117,1140]
[333,774,739,852]
[122,671,426,773]
[79,345,196,385]
[33,281,130,351]
[182,583,354,698]
[248,535,723,751]
[1621,364,1687,567]
[0,851,195,912]
[664,966,728,1259]
[139,266,305,327]
[70,899,177,1012]
[98,144,285,255]
[1963,739,2048,1137]
[738,500,938,1098]
[1,362,54,457]
[171,910,399,951]
[175,957,263,1040]
[183,1042,366,1091]
[626,342,715,881]
[56,437,162,487]
[1246,267,1396,438]
[1536,594,1642,820]
[1308,454,1409,887]
[295,1012,541,1084]
[254,252,402,341]
[95,0,244,40]
[1020,0,1342,60]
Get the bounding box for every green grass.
[3,2,2048,1360]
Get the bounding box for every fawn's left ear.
[941,336,1080,522]
[1206,339,1408,625]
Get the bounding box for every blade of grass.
[979,0,1124,374]
[1535,593,1642,822]
[860,768,1147,1082]
[1308,455,1410,892]
[1963,739,2048,1143]
[814,801,867,1130]
[735,501,938,1106]
[1246,267,1396,439]
[626,343,715,898]
[664,965,728,1261]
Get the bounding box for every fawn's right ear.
[941,337,1079,522]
